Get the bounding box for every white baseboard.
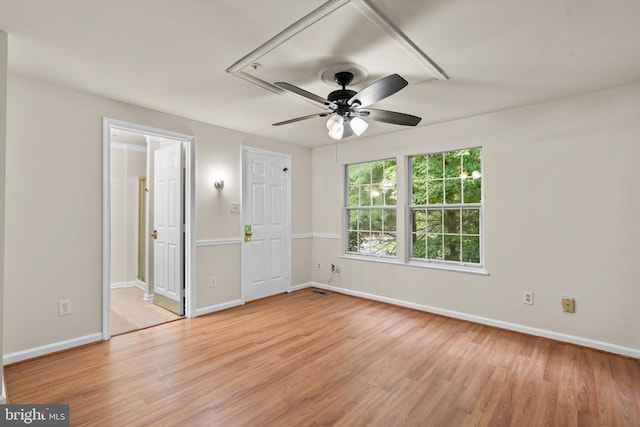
[195,299,244,317]
[143,293,153,302]
[110,281,137,289]
[289,283,313,292]
[306,282,640,359]
[3,333,103,366]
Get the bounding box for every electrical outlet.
[316,262,321,270]
[209,276,217,288]
[58,299,72,316]
[562,297,575,313]
[522,291,534,305]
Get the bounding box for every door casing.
[102,117,196,340]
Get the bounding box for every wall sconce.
[214,177,225,190]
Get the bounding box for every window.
[409,148,482,266]
[346,158,397,257]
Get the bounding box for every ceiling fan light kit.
[273,70,421,140]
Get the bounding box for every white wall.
[311,83,640,354]
[193,122,313,309]
[110,145,146,286]
[4,69,637,361]
[0,29,8,403]
[4,75,312,357]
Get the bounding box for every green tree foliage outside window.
[347,158,397,257]
[410,148,482,265]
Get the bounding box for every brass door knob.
[151,230,158,239]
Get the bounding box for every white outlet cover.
[58,299,72,316]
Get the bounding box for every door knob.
[151,230,158,239]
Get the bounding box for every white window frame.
[408,147,484,269]
[344,158,397,259]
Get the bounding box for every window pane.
[358,163,371,184]
[445,179,462,204]
[356,232,370,252]
[371,210,383,231]
[463,178,482,203]
[384,210,397,232]
[428,153,444,179]
[360,185,371,206]
[443,235,461,261]
[371,184,384,206]
[443,209,460,234]
[412,233,426,258]
[427,234,442,260]
[348,164,359,186]
[384,158,397,170]
[462,236,480,263]
[461,209,480,235]
[428,180,444,204]
[384,187,396,205]
[412,210,426,233]
[445,151,462,178]
[371,160,384,183]
[412,156,426,181]
[348,231,359,252]
[426,209,442,233]
[349,210,358,230]
[464,148,482,175]
[348,185,359,206]
[358,209,371,230]
[412,181,426,205]
[382,233,397,256]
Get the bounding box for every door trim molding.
[241,145,292,303]
[102,118,197,341]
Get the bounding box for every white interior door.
[242,147,291,302]
[153,142,184,315]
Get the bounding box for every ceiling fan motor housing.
[328,71,358,114]
[328,89,357,103]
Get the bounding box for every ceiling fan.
[272,71,422,140]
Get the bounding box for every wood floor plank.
[5,289,640,426]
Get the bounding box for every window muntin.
[410,148,482,266]
[346,158,397,257]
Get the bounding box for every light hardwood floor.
[6,289,640,426]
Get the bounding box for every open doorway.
[102,118,196,340]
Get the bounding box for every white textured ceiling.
[1,0,639,147]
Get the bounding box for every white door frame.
[102,117,197,340]
[241,146,292,302]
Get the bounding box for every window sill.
[339,255,489,276]
[406,260,489,276]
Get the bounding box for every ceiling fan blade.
[274,82,332,106]
[272,112,330,126]
[348,74,408,108]
[361,108,422,126]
